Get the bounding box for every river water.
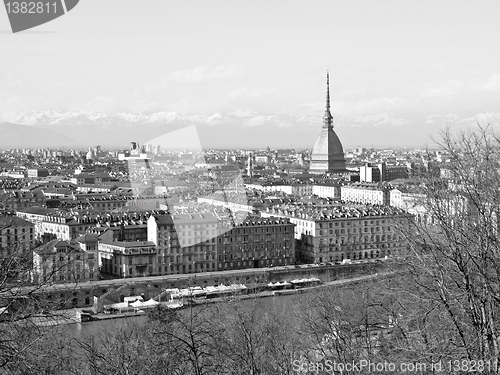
[68,314,149,338]
[65,292,304,339]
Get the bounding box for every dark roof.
[16,207,60,215]
[75,233,100,243]
[33,239,80,255]
[99,240,156,248]
[0,216,33,229]
[150,213,174,225]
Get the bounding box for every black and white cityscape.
[2,1,500,374]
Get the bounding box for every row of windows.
[320,234,399,244]
[314,242,403,252]
[219,235,290,243]
[317,219,387,229]
[109,256,293,277]
[318,227,392,235]
[1,227,34,235]
[40,254,86,262]
[0,235,34,241]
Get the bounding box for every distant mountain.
[0,122,80,149]
[0,110,498,149]
[425,112,500,127]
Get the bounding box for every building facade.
[32,239,98,284]
[98,240,158,278]
[17,208,151,242]
[27,168,50,178]
[0,216,36,260]
[145,212,296,277]
[341,183,402,207]
[216,216,295,270]
[312,182,341,199]
[147,212,219,275]
[262,203,411,263]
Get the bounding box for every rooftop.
[0,215,33,229]
[100,240,156,248]
[266,202,408,221]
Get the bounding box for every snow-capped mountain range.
[0,110,499,149]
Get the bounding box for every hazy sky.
[1,0,500,119]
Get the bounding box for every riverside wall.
[36,261,390,309]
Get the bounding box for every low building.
[98,240,157,278]
[27,168,50,178]
[32,239,98,284]
[383,164,409,181]
[69,173,112,185]
[197,195,253,213]
[245,181,313,196]
[75,233,99,252]
[0,190,46,211]
[255,155,271,164]
[359,164,381,183]
[341,182,401,206]
[312,182,341,199]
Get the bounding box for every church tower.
[247,152,254,177]
[309,72,347,174]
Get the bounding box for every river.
[65,292,303,339]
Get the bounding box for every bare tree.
[211,298,273,375]
[148,303,223,375]
[393,125,500,369]
[76,321,173,375]
[0,222,82,372]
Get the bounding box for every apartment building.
[245,181,313,196]
[262,203,411,263]
[0,216,36,260]
[99,240,157,278]
[216,216,295,270]
[148,212,218,275]
[312,182,341,199]
[340,182,402,207]
[146,211,296,276]
[17,207,151,242]
[32,239,98,284]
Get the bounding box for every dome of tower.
[311,128,345,161]
[309,127,346,174]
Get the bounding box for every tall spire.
[326,70,330,110]
[323,70,333,128]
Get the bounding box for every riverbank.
[56,272,386,326]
